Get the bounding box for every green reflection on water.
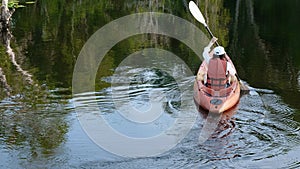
[0,0,300,167]
[227,0,300,109]
[1,1,232,164]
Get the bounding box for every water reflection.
[0,88,70,168]
[0,0,300,168]
[229,0,300,109]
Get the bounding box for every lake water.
[0,0,300,168]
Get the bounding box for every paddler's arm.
[226,62,236,75]
[202,37,218,64]
[226,62,237,83]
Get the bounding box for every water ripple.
[79,86,300,169]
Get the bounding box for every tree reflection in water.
[0,0,69,163]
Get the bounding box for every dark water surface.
[1,0,300,168]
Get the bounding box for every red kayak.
[194,53,240,113]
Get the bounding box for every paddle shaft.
[205,26,220,46]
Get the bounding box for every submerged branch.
[0,66,11,95]
[0,0,13,31]
[0,0,34,97]
[5,31,34,84]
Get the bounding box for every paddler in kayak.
[197,37,237,88]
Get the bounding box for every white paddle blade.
[189,1,207,27]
